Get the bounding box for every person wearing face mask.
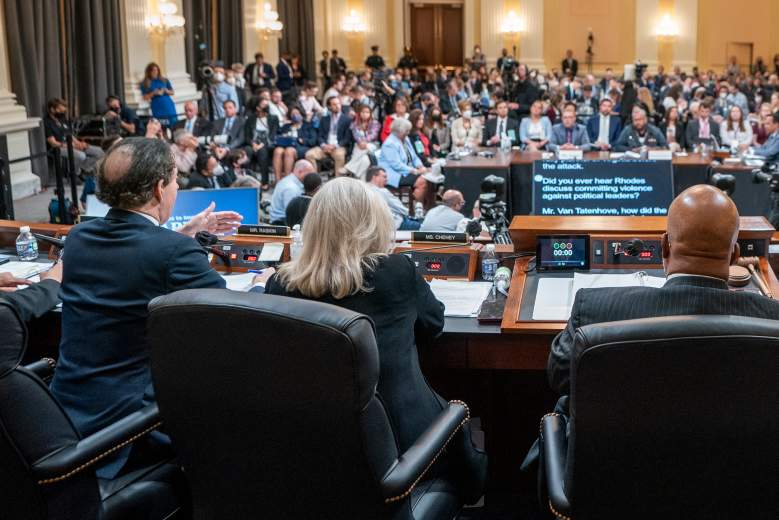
[451,100,483,150]
[424,108,451,155]
[104,95,140,136]
[209,65,239,120]
[244,98,279,189]
[188,152,233,189]
[140,62,177,126]
[44,98,105,179]
[274,107,317,180]
[51,138,244,480]
[225,70,245,112]
[225,148,261,188]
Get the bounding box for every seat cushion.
[410,477,461,520]
[99,462,183,520]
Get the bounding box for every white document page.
[1,261,54,280]
[429,279,493,317]
[221,272,258,292]
[571,272,665,297]
[258,242,284,262]
[532,278,574,321]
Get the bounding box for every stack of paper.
[221,272,259,292]
[1,261,54,281]
[429,279,493,317]
[532,272,665,321]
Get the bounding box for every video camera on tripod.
[477,175,509,239]
[751,162,779,228]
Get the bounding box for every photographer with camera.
[104,95,140,136]
[752,111,779,163]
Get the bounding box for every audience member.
[51,138,241,478]
[290,54,306,88]
[381,97,410,142]
[273,106,317,181]
[561,49,578,78]
[344,104,380,179]
[367,166,419,230]
[451,100,483,149]
[660,105,685,152]
[211,100,245,150]
[329,49,347,78]
[245,52,275,93]
[269,159,316,225]
[268,88,289,123]
[305,96,352,175]
[483,100,519,147]
[140,62,177,126]
[396,46,418,69]
[244,97,279,188]
[752,102,773,145]
[209,66,240,119]
[685,100,720,150]
[752,111,779,163]
[144,118,167,140]
[365,45,385,70]
[189,152,233,189]
[174,101,211,137]
[225,148,261,188]
[419,189,468,232]
[319,50,331,89]
[44,98,105,176]
[549,103,592,152]
[720,105,753,152]
[276,52,293,92]
[586,97,622,150]
[378,117,427,188]
[614,105,668,151]
[519,100,553,150]
[171,130,199,176]
[298,82,325,121]
[425,107,452,155]
[104,95,139,136]
[285,172,322,228]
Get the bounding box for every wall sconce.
[655,13,679,40]
[256,2,283,40]
[146,1,185,38]
[501,10,525,35]
[343,9,366,35]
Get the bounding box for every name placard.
[237,224,290,237]
[412,231,467,243]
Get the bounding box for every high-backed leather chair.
[148,289,473,519]
[540,315,779,520]
[0,300,184,520]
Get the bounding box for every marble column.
[0,0,41,199]
[673,0,697,72]
[519,0,545,72]
[120,0,200,116]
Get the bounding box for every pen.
[247,269,265,274]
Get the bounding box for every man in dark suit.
[482,100,520,147]
[174,101,211,137]
[50,138,242,478]
[0,264,61,323]
[561,49,578,78]
[329,49,346,78]
[243,97,279,187]
[210,100,245,150]
[586,97,622,150]
[244,52,275,93]
[685,100,721,150]
[276,53,293,92]
[548,184,779,400]
[304,96,352,174]
[614,105,667,151]
[188,152,234,189]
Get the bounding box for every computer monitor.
[531,159,674,216]
[85,188,260,231]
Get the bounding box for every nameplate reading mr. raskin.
[412,232,467,243]
[238,224,290,237]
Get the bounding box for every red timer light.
[244,255,258,262]
[639,251,652,258]
[426,261,443,271]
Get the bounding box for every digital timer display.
[426,261,443,271]
[537,235,590,271]
[243,254,258,262]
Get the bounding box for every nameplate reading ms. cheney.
[412,232,467,243]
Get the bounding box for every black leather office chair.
[540,315,779,520]
[0,300,184,520]
[148,289,472,519]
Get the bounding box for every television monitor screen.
[532,159,674,216]
[85,188,260,231]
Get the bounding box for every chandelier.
[147,1,185,37]
[343,9,366,34]
[256,3,283,40]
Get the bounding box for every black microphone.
[621,238,645,257]
[33,233,66,250]
[195,231,230,265]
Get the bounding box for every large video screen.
[532,160,674,216]
[85,187,260,231]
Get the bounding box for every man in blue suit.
[305,96,352,174]
[753,111,779,163]
[276,53,293,92]
[586,97,623,150]
[50,138,242,478]
[549,103,592,152]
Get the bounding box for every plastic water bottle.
[500,135,512,153]
[481,244,498,282]
[16,226,39,261]
[290,224,303,260]
[414,202,425,220]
